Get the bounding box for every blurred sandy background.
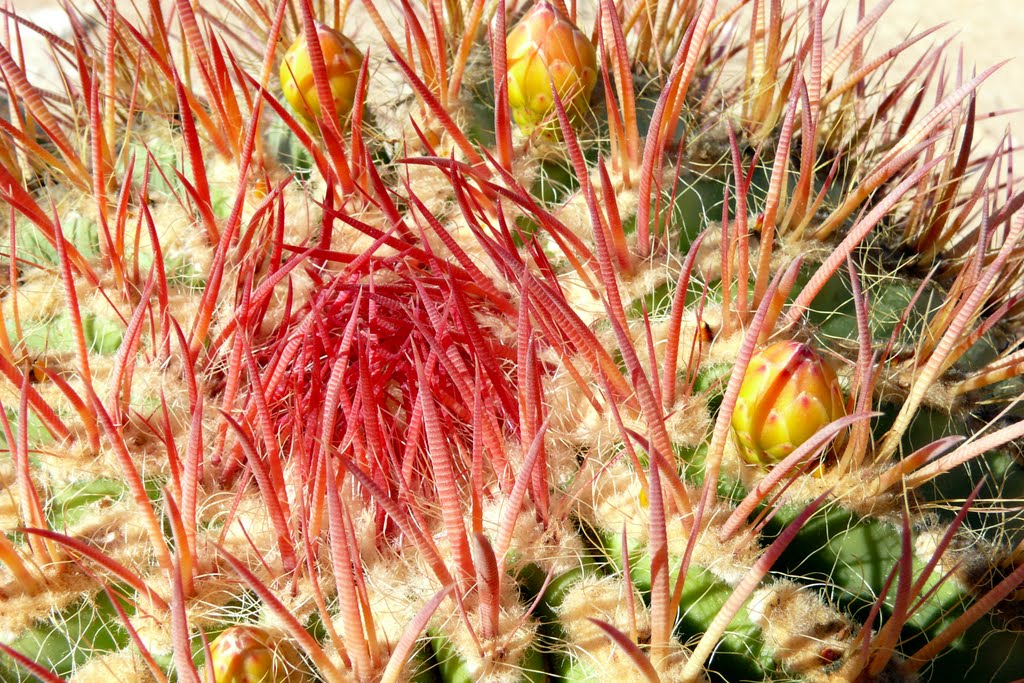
[7,0,1024,151]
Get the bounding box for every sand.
[6,0,1024,150]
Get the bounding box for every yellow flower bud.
[506,2,598,134]
[209,626,280,683]
[280,24,363,129]
[731,341,845,467]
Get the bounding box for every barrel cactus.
[1,0,1023,682]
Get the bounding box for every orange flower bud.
[280,24,363,129]
[209,626,280,683]
[506,2,598,134]
[731,341,845,466]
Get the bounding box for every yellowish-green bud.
[731,341,845,467]
[209,626,281,683]
[280,24,363,129]
[506,2,598,134]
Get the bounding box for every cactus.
[1,1,1024,682]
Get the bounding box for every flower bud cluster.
[281,24,363,129]
[506,3,598,134]
[732,341,846,467]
